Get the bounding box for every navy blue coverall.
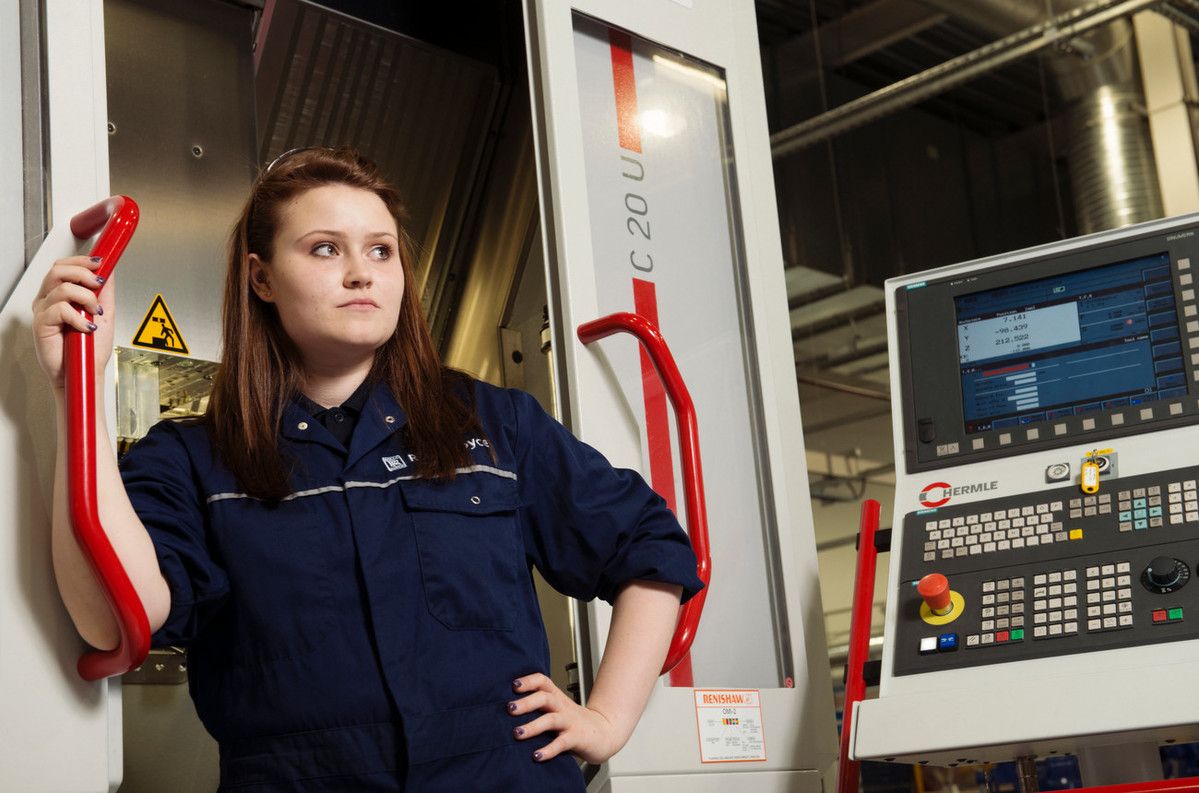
[119,379,704,792]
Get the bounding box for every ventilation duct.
[920,0,1163,233]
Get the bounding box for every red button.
[918,573,952,614]
[996,630,1010,643]
[1153,609,1169,623]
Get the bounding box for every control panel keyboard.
[896,470,1199,676]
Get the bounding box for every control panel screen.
[955,252,1182,434]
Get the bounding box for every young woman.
[33,148,703,792]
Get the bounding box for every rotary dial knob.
[1143,557,1190,594]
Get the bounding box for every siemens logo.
[919,480,999,508]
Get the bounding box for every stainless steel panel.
[106,0,258,364]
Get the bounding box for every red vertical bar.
[632,277,692,686]
[838,500,880,793]
[609,30,642,153]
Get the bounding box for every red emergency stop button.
[918,573,953,615]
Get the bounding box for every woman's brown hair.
[206,147,484,501]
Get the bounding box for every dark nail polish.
[87,322,97,332]
[89,256,102,264]
[512,679,522,689]
[507,702,517,713]
[533,751,543,762]
[95,305,104,316]
[95,276,106,285]
[513,727,524,738]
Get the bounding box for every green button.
[1169,607,1184,621]
[1010,629,1024,641]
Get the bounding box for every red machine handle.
[65,195,149,681]
[577,312,712,677]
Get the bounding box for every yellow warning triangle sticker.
[131,293,190,355]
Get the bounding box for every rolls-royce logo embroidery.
[381,455,408,472]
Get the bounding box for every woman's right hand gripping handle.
[32,256,171,651]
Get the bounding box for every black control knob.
[1143,557,1190,594]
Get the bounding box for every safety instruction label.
[693,689,767,763]
[132,294,189,355]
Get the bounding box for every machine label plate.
[693,689,766,763]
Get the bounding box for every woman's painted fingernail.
[95,305,104,316]
[95,276,106,285]
[87,322,97,332]
[89,256,102,264]
[513,727,524,738]
[533,751,543,762]
[512,679,522,689]
[507,702,517,713]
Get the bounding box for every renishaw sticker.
[693,689,767,763]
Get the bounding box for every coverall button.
[297,421,309,430]
[470,496,481,505]
[384,415,396,424]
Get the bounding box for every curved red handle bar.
[577,312,712,677]
[65,195,149,681]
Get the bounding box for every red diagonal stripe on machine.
[609,30,642,153]
[611,29,693,686]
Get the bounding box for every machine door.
[523,0,838,787]
[1,1,123,791]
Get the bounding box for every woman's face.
[249,184,405,369]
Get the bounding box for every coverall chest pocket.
[400,475,523,631]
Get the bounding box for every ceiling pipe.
[770,0,1160,157]
[917,0,1163,233]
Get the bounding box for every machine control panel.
[894,467,1199,676]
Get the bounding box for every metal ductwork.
[919,0,1163,234]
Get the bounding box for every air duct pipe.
[920,0,1163,233]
